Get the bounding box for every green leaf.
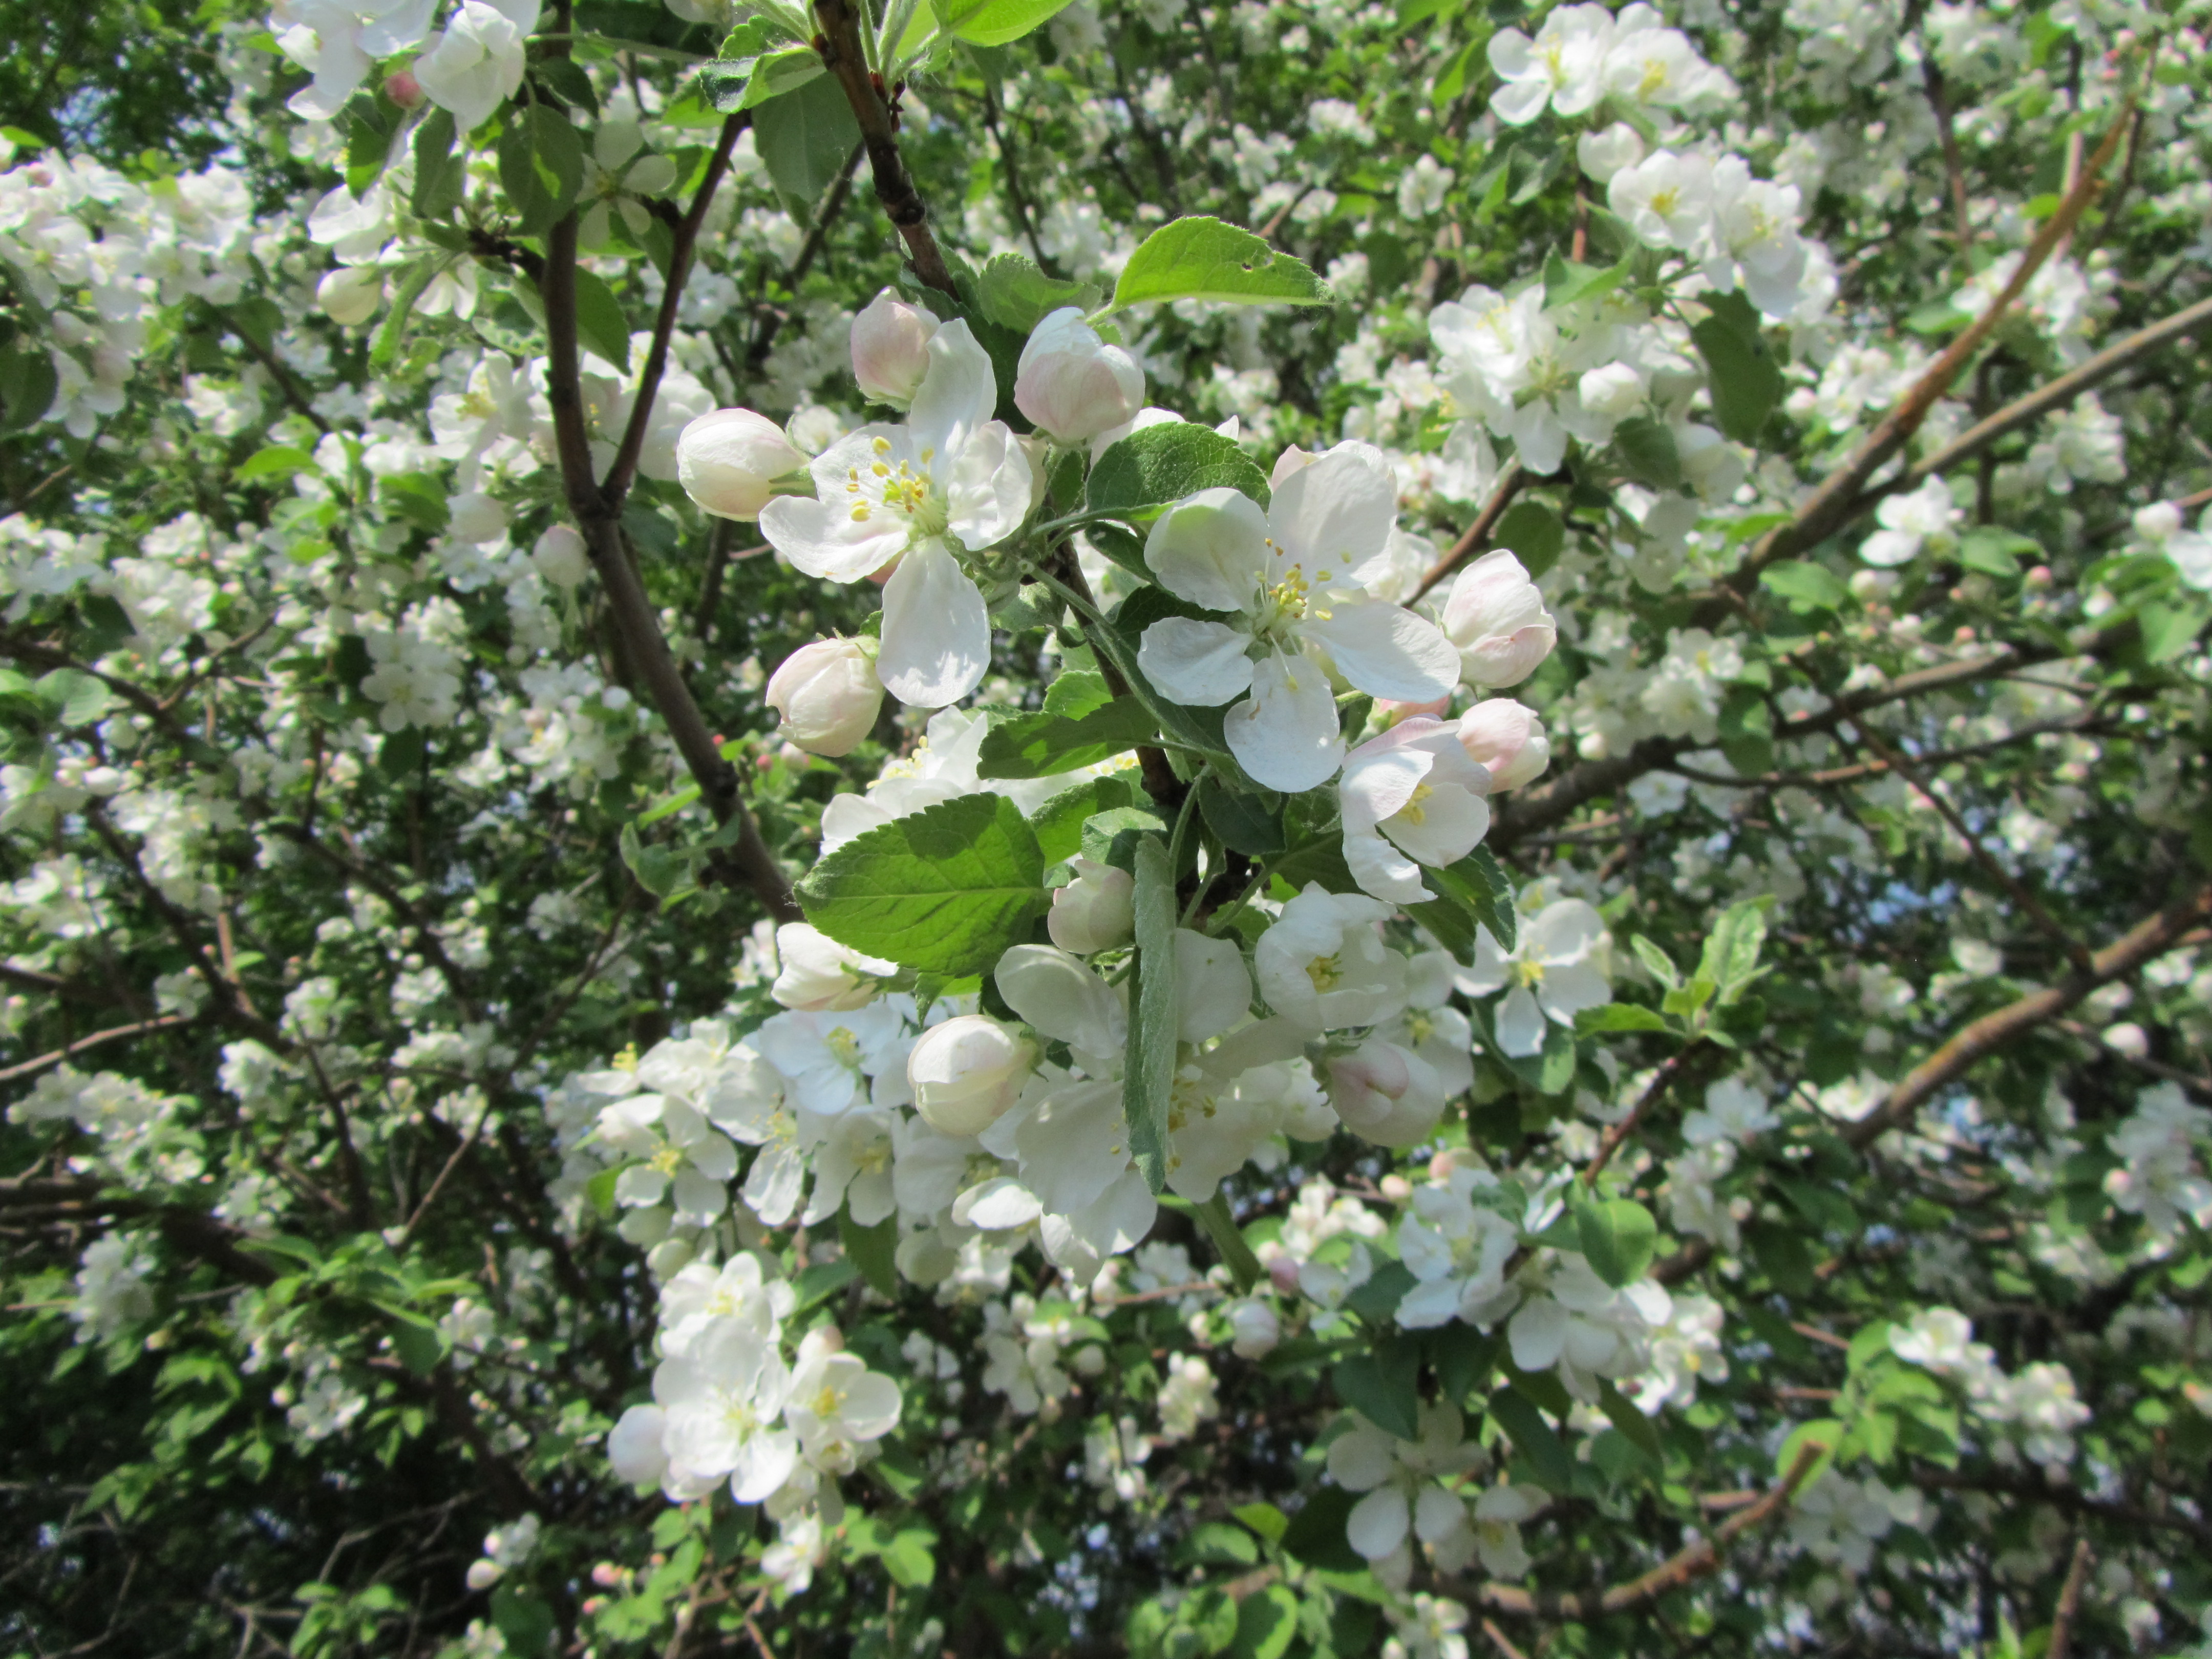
[1232,1585,1299,1659]
[38,668,113,728]
[1577,1003,1669,1033]
[1759,559,1847,612]
[753,72,862,213]
[1427,1324,1502,1404]
[1332,1335,1421,1441]
[0,337,58,432]
[1088,421,1271,519]
[792,1257,861,1312]
[1195,775,1284,857]
[975,249,1091,333]
[839,1203,900,1299]
[1542,249,1632,312]
[699,44,825,111]
[1231,1502,1288,1544]
[1082,804,1172,873]
[1124,833,1178,1195]
[1630,933,1681,989]
[370,258,441,373]
[529,101,585,207]
[1597,1378,1663,1462]
[1613,416,1682,490]
[1427,845,1517,955]
[1344,1260,1416,1324]
[1176,1520,1260,1568]
[1492,499,1565,579]
[934,0,1079,46]
[1030,774,1135,864]
[978,696,1158,779]
[534,54,601,117]
[1691,290,1784,446]
[237,444,318,482]
[1696,895,1772,1005]
[385,1310,445,1377]
[1574,1194,1658,1287]
[1277,1485,1365,1571]
[571,269,634,372]
[1959,526,2038,579]
[1110,215,1334,312]
[411,108,464,220]
[795,793,1050,975]
[1776,1418,1844,1489]
[489,1588,554,1656]
[882,1523,938,1587]
[343,89,400,194]
[1488,1387,1576,1491]
[1747,1220,1815,1294]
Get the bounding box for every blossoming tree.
[4,0,2211,1655]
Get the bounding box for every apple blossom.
[1255,884,1409,1031]
[413,0,538,135]
[764,638,884,757]
[1046,856,1136,954]
[1455,699,1550,791]
[314,265,383,325]
[850,289,942,407]
[1014,307,1146,444]
[769,922,898,1012]
[676,408,807,521]
[1337,717,1493,904]
[1439,549,1558,688]
[907,1015,1035,1138]
[1457,899,1613,1057]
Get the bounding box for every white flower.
[769,923,897,1013]
[1487,3,1615,125]
[530,524,589,588]
[71,1233,154,1341]
[1156,1352,1220,1443]
[783,1332,902,1474]
[1681,1077,1777,1145]
[578,119,678,250]
[1471,1483,1544,1577]
[315,265,383,324]
[1577,121,1646,184]
[753,1005,909,1118]
[1397,1166,1521,1328]
[765,638,884,757]
[1506,1253,1670,1398]
[1327,1402,1484,1564]
[1136,444,1458,791]
[1047,857,1136,955]
[1227,1298,1280,1358]
[1397,154,1454,220]
[1456,899,1611,1057]
[658,1317,800,1503]
[908,1015,1036,1137]
[1338,716,1493,904]
[850,288,941,408]
[1607,149,1715,251]
[676,408,807,521]
[1014,307,1146,444]
[1326,1036,1449,1148]
[1637,1292,1729,1410]
[2131,501,2212,591]
[597,1093,740,1227]
[607,1403,669,1487]
[1256,884,1409,1031]
[1860,474,1960,567]
[658,1252,794,1355]
[1455,699,1550,791]
[414,0,538,134]
[2103,1083,2212,1240]
[760,322,1033,708]
[1604,22,1730,108]
[1440,550,1557,689]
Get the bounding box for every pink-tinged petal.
[1138,616,1254,706]
[878,544,990,708]
[945,419,1034,552]
[1267,443,1398,572]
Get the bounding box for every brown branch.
[1412,462,1529,603]
[1440,1443,1823,1620]
[1665,711,2104,791]
[1851,725,2094,974]
[215,306,331,436]
[601,110,752,508]
[1844,882,2212,1150]
[539,211,801,923]
[0,1012,198,1085]
[2047,1537,2092,1659]
[1713,100,2133,608]
[1481,1619,1532,1659]
[1921,60,1974,261]
[1584,1041,1707,1185]
[0,964,123,1007]
[812,0,956,297]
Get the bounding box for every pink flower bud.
[1455,698,1551,791]
[850,288,941,407]
[1228,1298,1281,1359]
[385,69,426,109]
[1376,695,1452,725]
[1441,548,1557,688]
[675,408,805,521]
[1326,1037,1446,1147]
[764,637,883,757]
[1268,1254,1303,1295]
[1047,857,1135,954]
[908,1015,1035,1137]
[1014,307,1146,444]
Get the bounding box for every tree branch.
[0,1012,198,1086]
[1412,462,1529,603]
[601,110,752,508]
[1438,1443,1822,1620]
[812,0,956,297]
[2047,1537,2092,1659]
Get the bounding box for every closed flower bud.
[530,524,590,588]
[771,921,896,1011]
[384,69,426,109]
[908,1015,1035,1138]
[850,289,941,407]
[1227,1298,1281,1359]
[446,491,508,544]
[1455,699,1551,791]
[316,265,384,326]
[1327,1036,1447,1147]
[1047,856,1135,953]
[764,637,883,757]
[466,1560,504,1590]
[1441,548,1557,688]
[1014,307,1146,444]
[675,408,805,521]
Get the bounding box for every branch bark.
[1437,1443,1822,1620]
[813,0,956,298]
[1412,462,1529,603]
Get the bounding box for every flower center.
[1512,959,1546,988]
[845,437,948,539]
[1306,953,1343,993]
[1396,779,1436,827]
[650,1144,685,1174]
[825,1026,863,1069]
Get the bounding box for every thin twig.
[2047,1537,2092,1659]
[1412,462,1529,603]
[1585,1042,1706,1185]
[0,1013,197,1085]
[813,0,956,297]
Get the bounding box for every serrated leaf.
[1110,215,1334,311]
[753,72,861,212]
[1597,1378,1663,1461]
[1427,845,1516,956]
[1759,559,1847,612]
[1575,1193,1657,1287]
[1195,775,1284,856]
[795,793,1049,975]
[1030,774,1135,864]
[38,668,113,729]
[370,258,440,372]
[571,268,633,372]
[1088,421,1270,518]
[974,249,1090,333]
[1696,895,1772,1005]
[411,107,464,220]
[1959,525,2037,579]
[933,0,1078,46]
[1082,804,1171,873]
[1124,833,1178,1195]
[1629,933,1680,989]
[977,695,1158,779]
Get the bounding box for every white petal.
[879,544,991,708]
[1528,898,1606,965]
[1346,825,1432,905]
[1267,445,1398,572]
[1143,487,1271,612]
[1456,928,1512,997]
[1348,1486,1412,1561]
[1225,651,1346,792]
[671,1165,729,1225]
[1415,1484,1469,1544]
[1138,617,1254,706]
[945,420,1034,552]
[729,1427,800,1504]
[1508,1297,1570,1372]
[1303,600,1460,701]
[759,493,907,582]
[1494,985,1547,1057]
[1327,1423,1398,1491]
[909,320,997,455]
[1537,959,1612,1023]
[1175,928,1253,1044]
